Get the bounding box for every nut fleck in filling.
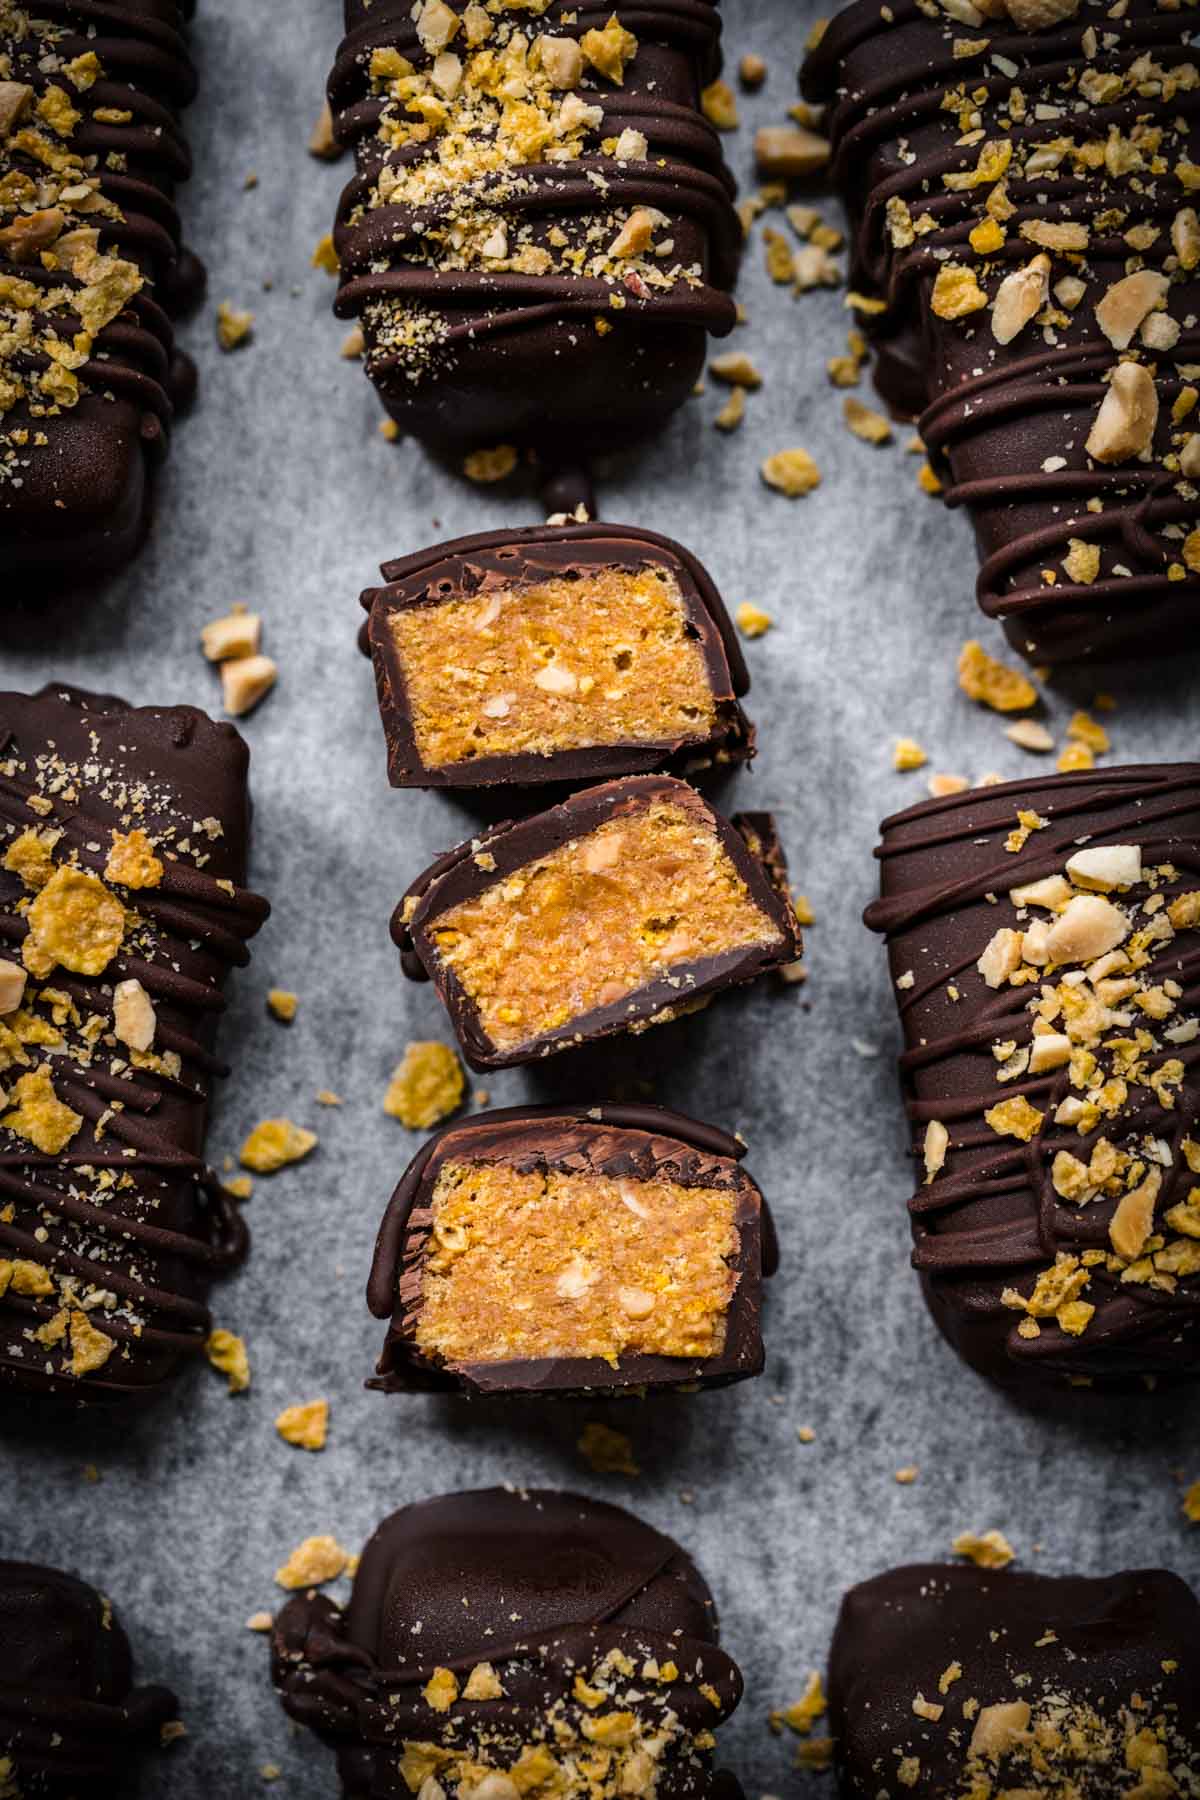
[429,801,782,1050]
[391,566,719,768]
[416,1161,739,1366]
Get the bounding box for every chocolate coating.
[327,1,740,458]
[864,764,1200,1391]
[0,1558,175,1794]
[0,685,270,1406]
[803,0,1200,664]
[361,522,754,789]
[273,1486,744,1800]
[829,1563,1200,1798]
[1,2,204,584]
[393,774,804,1071]
[366,1101,776,1397]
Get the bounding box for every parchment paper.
[1,1,1197,1793]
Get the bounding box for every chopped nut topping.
[754,125,830,178]
[709,352,762,389]
[309,99,340,160]
[267,989,298,1023]
[1086,361,1159,464]
[990,253,1050,346]
[463,445,518,484]
[844,397,893,444]
[1065,845,1141,893]
[931,264,988,320]
[113,978,156,1052]
[1005,719,1054,753]
[216,301,254,351]
[1095,270,1170,351]
[893,738,928,772]
[700,80,738,131]
[202,611,262,663]
[221,655,278,718]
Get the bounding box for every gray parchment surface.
[1,2,1198,1794]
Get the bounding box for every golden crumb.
[2,1067,82,1155]
[240,1119,318,1174]
[384,1041,465,1129]
[895,1466,919,1485]
[739,53,767,89]
[893,738,928,772]
[953,1529,1015,1569]
[275,1399,329,1452]
[797,1739,834,1772]
[274,1535,351,1590]
[761,448,821,497]
[736,601,773,639]
[379,418,401,442]
[246,1612,273,1632]
[312,234,339,275]
[1065,709,1110,754]
[105,828,164,890]
[985,1096,1044,1142]
[578,1421,639,1476]
[928,773,969,797]
[216,301,254,350]
[225,1175,253,1201]
[714,387,746,431]
[1183,1480,1200,1523]
[709,351,762,389]
[1058,740,1095,774]
[316,1089,342,1106]
[843,397,892,444]
[205,1329,250,1393]
[423,1667,460,1713]
[957,640,1037,713]
[772,1671,827,1737]
[798,1425,816,1443]
[267,989,298,1023]
[917,461,943,495]
[700,79,738,130]
[309,98,340,160]
[160,1721,188,1747]
[463,444,518,483]
[793,894,815,927]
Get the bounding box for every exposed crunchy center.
[414,1159,740,1365]
[429,801,781,1050]
[392,566,719,768]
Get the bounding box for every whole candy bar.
[0,685,270,1406]
[1,3,204,581]
[0,1557,176,1794]
[272,1486,745,1800]
[366,1101,776,1397]
[361,522,753,789]
[864,764,1200,1391]
[394,774,803,1071]
[802,0,1200,664]
[326,1,740,456]
[828,1562,1200,1797]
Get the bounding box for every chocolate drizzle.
[273,1487,743,1800]
[0,686,269,1405]
[828,1562,1200,1797]
[326,0,740,458]
[0,1557,176,1793]
[803,0,1200,663]
[0,1,204,580]
[864,764,1200,1388]
[365,1101,775,1397]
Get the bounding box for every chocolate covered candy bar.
[828,1563,1200,1797]
[1,3,204,580]
[864,764,1200,1390]
[0,685,269,1405]
[326,1,740,456]
[362,522,753,789]
[366,1101,776,1397]
[394,774,803,1071]
[272,1486,744,1800]
[0,1558,176,1793]
[803,0,1200,664]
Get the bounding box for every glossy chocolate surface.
[0,685,269,1405]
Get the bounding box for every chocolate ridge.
[272,1487,743,1800]
[393,775,803,1072]
[801,0,1200,663]
[864,763,1200,1388]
